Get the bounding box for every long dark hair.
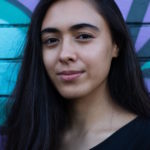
[1,0,150,149]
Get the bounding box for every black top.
[0,116,150,150]
[90,116,150,150]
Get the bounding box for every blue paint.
[0,0,150,126]
[0,1,30,24]
[0,24,27,59]
[142,62,150,70]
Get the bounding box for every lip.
[57,70,84,81]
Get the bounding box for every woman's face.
[41,0,118,99]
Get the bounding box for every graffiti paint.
[0,0,150,125]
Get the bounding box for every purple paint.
[18,0,133,18]
[135,26,150,52]
[144,2,150,22]
[18,0,39,12]
[145,78,150,92]
[9,0,150,88]
[115,0,133,19]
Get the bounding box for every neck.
[68,81,118,132]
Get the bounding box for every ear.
[112,44,119,58]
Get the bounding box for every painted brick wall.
[0,0,150,125]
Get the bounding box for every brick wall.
[0,0,150,125]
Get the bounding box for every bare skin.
[60,82,137,150]
[41,0,137,149]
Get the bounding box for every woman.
[1,0,150,149]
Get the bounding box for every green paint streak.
[127,0,149,43]
[0,97,13,125]
[142,61,150,70]
[0,97,8,125]
[0,1,30,24]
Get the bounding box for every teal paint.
[0,60,20,125]
[0,1,30,24]
[0,96,14,125]
[137,39,150,57]
[0,61,21,95]
[127,0,150,22]
[0,97,8,125]
[0,26,27,59]
[0,0,150,126]
[127,0,150,43]
[0,1,30,125]
[142,61,150,70]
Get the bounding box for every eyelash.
[75,33,94,41]
[42,33,94,47]
[43,38,59,47]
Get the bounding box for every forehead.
[41,0,105,30]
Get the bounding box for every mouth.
[56,70,85,81]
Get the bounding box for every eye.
[42,38,60,47]
[76,33,94,42]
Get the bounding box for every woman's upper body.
[1,0,150,149]
[1,116,150,150]
[60,113,137,150]
[90,116,150,150]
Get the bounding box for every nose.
[59,38,77,64]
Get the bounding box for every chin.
[57,88,87,100]
[59,92,83,100]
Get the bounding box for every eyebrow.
[41,23,100,35]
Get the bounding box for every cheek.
[81,44,113,79]
[81,43,113,66]
[88,55,112,79]
[42,51,57,75]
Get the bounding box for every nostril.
[59,54,77,63]
[59,39,77,63]
[59,51,77,63]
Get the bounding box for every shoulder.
[89,116,150,150]
[136,116,150,132]
[133,116,150,137]
[132,116,150,149]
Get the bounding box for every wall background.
[0,0,150,125]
